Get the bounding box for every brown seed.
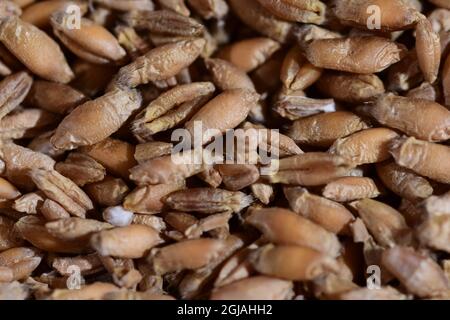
[228,0,293,43]
[124,183,185,214]
[15,216,87,253]
[91,225,162,259]
[0,141,55,191]
[250,244,339,281]
[376,161,433,201]
[21,0,88,29]
[284,187,355,234]
[164,188,253,214]
[322,177,381,203]
[288,111,369,148]
[130,149,210,185]
[274,89,336,120]
[164,211,198,233]
[25,80,88,115]
[329,128,399,166]
[46,217,113,241]
[211,276,293,300]
[333,0,419,31]
[51,88,142,151]
[132,82,215,137]
[52,253,103,276]
[134,141,173,164]
[188,0,228,19]
[246,207,342,256]
[0,177,20,200]
[0,108,58,140]
[366,93,450,142]
[85,177,130,207]
[55,153,106,187]
[415,17,441,84]
[382,246,449,298]
[205,58,256,91]
[390,136,450,184]
[40,199,71,221]
[0,71,33,120]
[0,16,73,83]
[216,164,260,191]
[268,152,353,186]
[280,45,322,91]
[350,199,411,248]
[158,0,190,16]
[316,72,385,103]
[29,168,94,218]
[256,0,325,24]
[0,216,23,251]
[93,0,154,11]
[112,39,205,89]
[217,38,280,73]
[79,138,137,180]
[51,13,126,65]
[185,212,232,239]
[124,10,205,37]
[12,192,44,214]
[49,282,120,300]
[305,37,407,74]
[151,238,228,275]
[185,89,259,144]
